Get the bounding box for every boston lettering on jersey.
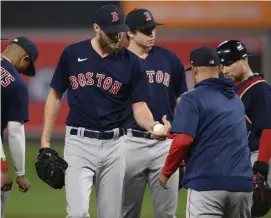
[50,39,150,131]
[1,58,29,138]
[124,46,188,130]
[68,72,122,94]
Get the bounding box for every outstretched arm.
[132,102,156,132]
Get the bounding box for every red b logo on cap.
[111,12,119,22]
[144,12,152,21]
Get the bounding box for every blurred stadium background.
[1,1,271,218]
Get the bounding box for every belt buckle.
[96,131,102,140]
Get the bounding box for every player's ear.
[93,23,101,35]
[20,55,29,64]
[191,65,197,76]
[126,31,134,40]
[218,64,223,72]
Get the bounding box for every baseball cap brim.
[132,22,163,30]
[23,62,36,77]
[102,24,130,33]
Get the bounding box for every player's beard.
[99,34,123,53]
[234,74,245,82]
[224,72,244,82]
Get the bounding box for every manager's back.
[161,46,253,218]
[183,78,253,191]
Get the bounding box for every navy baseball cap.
[185,46,220,71]
[94,4,129,33]
[125,8,163,31]
[10,36,39,77]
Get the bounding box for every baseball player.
[1,36,38,217]
[159,46,253,218]
[217,40,271,214]
[217,40,271,217]
[121,8,187,218]
[0,37,13,194]
[39,5,166,218]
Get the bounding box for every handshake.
[149,115,171,140]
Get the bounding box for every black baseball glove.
[35,148,68,189]
[251,161,271,217]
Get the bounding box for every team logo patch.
[111,12,119,22]
[144,12,152,21]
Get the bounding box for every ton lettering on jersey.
[69,72,122,94]
[1,67,15,87]
[146,70,170,87]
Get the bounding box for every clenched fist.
[1,171,13,191]
[16,176,31,193]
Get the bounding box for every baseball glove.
[35,148,68,189]
[251,173,271,217]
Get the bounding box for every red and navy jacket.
[235,74,271,163]
[162,78,253,192]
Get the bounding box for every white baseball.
[153,123,164,132]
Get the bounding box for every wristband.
[1,159,8,171]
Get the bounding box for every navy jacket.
[171,78,253,192]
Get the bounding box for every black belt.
[127,129,152,139]
[70,128,125,140]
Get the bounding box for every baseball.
[153,123,164,132]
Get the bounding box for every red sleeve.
[162,133,193,179]
[257,129,271,163]
[1,159,8,172]
[166,128,174,139]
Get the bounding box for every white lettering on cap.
[237,44,244,51]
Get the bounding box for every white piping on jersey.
[1,55,12,63]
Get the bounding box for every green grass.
[3,140,271,218]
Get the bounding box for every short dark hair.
[126,30,136,41]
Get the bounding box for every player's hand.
[16,175,31,193]
[161,115,171,135]
[150,115,171,140]
[158,170,169,189]
[1,171,13,191]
